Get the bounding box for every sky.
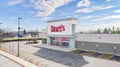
[0,0,120,32]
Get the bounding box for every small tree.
[108,27,112,34]
[96,29,101,33]
[0,29,5,41]
[23,29,27,35]
[116,27,120,34]
[103,28,109,33]
[112,26,115,34]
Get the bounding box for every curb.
[0,50,38,67]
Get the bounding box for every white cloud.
[66,16,71,18]
[77,0,91,7]
[31,0,74,17]
[106,0,111,2]
[10,17,17,20]
[8,0,23,6]
[76,0,114,13]
[92,14,120,22]
[114,9,120,13]
[76,5,114,13]
[24,16,53,23]
[76,8,92,13]
[82,16,93,19]
[41,16,53,21]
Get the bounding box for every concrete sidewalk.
[32,44,76,52]
[0,50,38,67]
[0,55,22,67]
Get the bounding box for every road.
[0,55,22,67]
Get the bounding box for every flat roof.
[47,18,78,23]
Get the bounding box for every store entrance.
[50,37,69,48]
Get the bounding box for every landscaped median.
[1,37,40,42]
[0,50,38,67]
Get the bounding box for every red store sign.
[51,25,65,32]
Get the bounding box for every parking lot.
[1,41,120,67]
[70,50,120,61]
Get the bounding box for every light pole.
[17,18,22,57]
[0,23,2,27]
[0,23,2,34]
[0,23,2,48]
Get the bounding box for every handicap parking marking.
[80,51,96,56]
[111,56,120,62]
[98,54,114,60]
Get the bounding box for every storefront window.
[61,37,69,41]
[62,42,69,48]
[50,37,69,48]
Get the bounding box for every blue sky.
[0,0,120,32]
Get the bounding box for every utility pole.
[17,18,22,57]
[0,23,2,35]
[0,23,2,48]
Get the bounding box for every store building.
[47,18,78,49]
[39,18,120,56]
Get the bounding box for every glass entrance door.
[50,37,69,48]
